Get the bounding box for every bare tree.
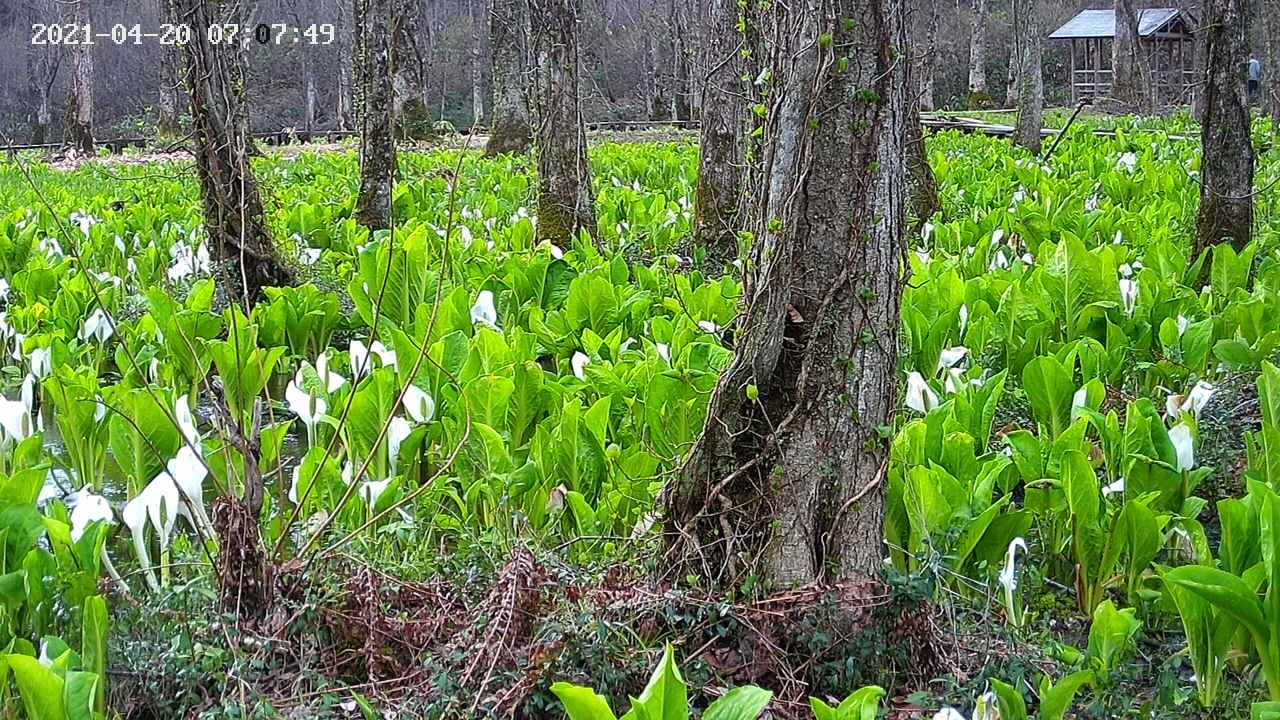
[692,0,742,251]
[1196,0,1254,254]
[670,0,694,122]
[25,0,59,146]
[335,0,356,132]
[1112,0,1143,110]
[486,0,534,154]
[530,0,597,244]
[157,0,182,139]
[917,0,939,110]
[1264,0,1280,123]
[665,0,908,587]
[355,0,396,229]
[1012,0,1043,153]
[967,0,989,104]
[172,0,293,301]
[470,0,487,125]
[62,0,94,152]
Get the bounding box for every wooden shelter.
[1048,8,1196,105]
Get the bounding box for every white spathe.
[470,290,499,329]
[571,351,590,380]
[932,710,966,720]
[286,380,328,429]
[937,346,969,372]
[1169,423,1195,472]
[360,477,393,510]
[175,394,200,446]
[29,346,52,380]
[349,339,397,377]
[79,308,114,344]
[388,415,412,474]
[314,352,348,393]
[69,486,113,542]
[1119,278,1138,316]
[905,372,939,414]
[1166,380,1216,420]
[403,385,436,424]
[121,471,181,590]
[0,397,36,446]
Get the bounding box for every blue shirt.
[1249,58,1261,81]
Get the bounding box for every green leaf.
[552,682,618,720]
[6,653,66,720]
[703,686,772,720]
[630,644,688,720]
[1038,670,1093,720]
[1023,355,1074,439]
[1164,565,1269,646]
[989,678,1028,720]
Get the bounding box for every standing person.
[1249,54,1261,103]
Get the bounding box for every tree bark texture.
[1264,0,1280,124]
[355,0,397,230]
[470,0,488,125]
[335,0,356,132]
[670,0,694,122]
[665,0,908,589]
[906,106,940,228]
[1196,0,1254,253]
[173,0,293,301]
[1013,0,1044,153]
[530,0,598,244]
[967,0,989,102]
[391,0,429,136]
[1111,0,1144,110]
[693,0,744,252]
[486,0,535,154]
[25,0,57,146]
[157,0,182,139]
[918,0,938,110]
[63,0,94,153]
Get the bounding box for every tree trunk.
[646,35,672,121]
[157,0,182,139]
[1194,3,1210,119]
[302,50,317,135]
[530,0,598,244]
[693,0,743,252]
[173,0,293,301]
[355,0,397,230]
[906,106,940,228]
[1196,0,1254,254]
[470,0,488,125]
[335,0,356,132]
[391,0,428,137]
[665,0,908,589]
[670,0,694,122]
[967,0,989,104]
[1013,0,1044,153]
[918,0,938,110]
[486,0,534,154]
[1264,0,1280,124]
[62,0,94,153]
[1006,49,1019,108]
[25,0,56,146]
[1112,0,1143,110]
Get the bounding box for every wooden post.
[1071,38,1077,103]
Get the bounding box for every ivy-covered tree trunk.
[1195,0,1254,253]
[530,0,597,245]
[173,0,292,301]
[1013,0,1044,153]
[665,0,908,588]
[693,0,743,252]
[63,0,94,153]
[967,0,989,105]
[486,0,534,155]
[354,0,396,230]
[1264,0,1280,124]
[907,106,940,228]
[1111,0,1143,110]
